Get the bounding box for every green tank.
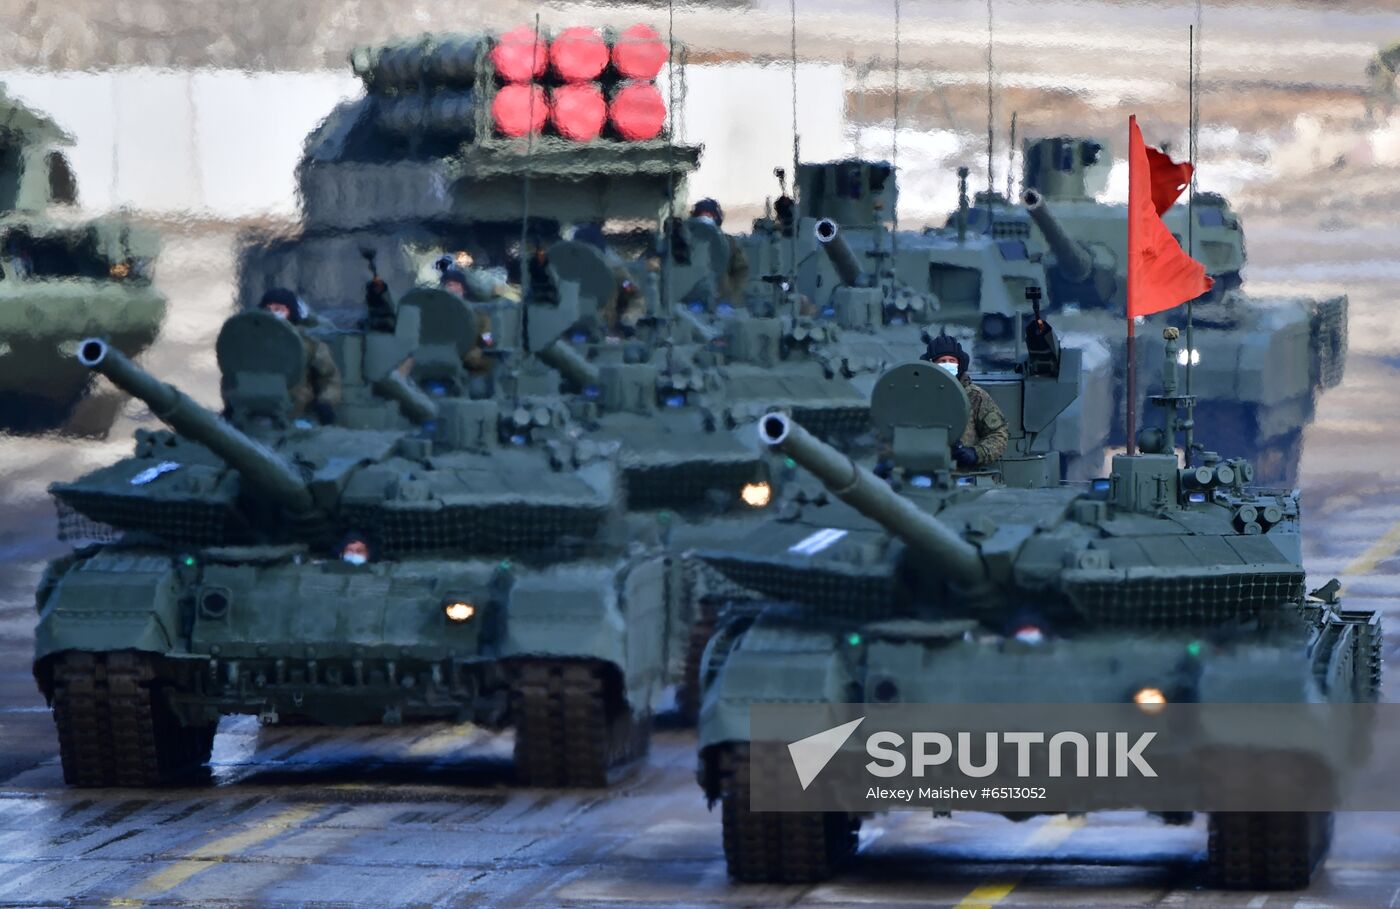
[33,308,680,789]
[0,84,166,434]
[744,160,1115,477]
[1001,136,1346,483]
[692,329,1380,889]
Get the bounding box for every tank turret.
[757,410,986,586]
[1022,136,1103,201]
[76,338,319,520]
[796,159,896,229]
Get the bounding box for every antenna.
[890,0,901,268]
[661,0,676,319]
[518,13,542,304]
[1006,110,1017,200]
[985,0,995,197]
[1184,13,1200,463]
[788,0,801,307]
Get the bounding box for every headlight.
[444,601,477,623]
[741,482,772,508]
[1133,686,1167,714]
[1176,348,1200,366]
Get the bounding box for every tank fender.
[501,555,670,715]
[696,613,853,752]
[33,551,185,693]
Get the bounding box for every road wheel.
[1207,811,1333,889]
[51,650,214,788]
[511,660,649,787]
[719,744,858,883]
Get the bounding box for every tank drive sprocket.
[51,651,215,787]
[718,744,860,883]
[510,659,650,787]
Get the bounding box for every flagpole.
[1125,115,1137,457]
[1184,22,1197,464]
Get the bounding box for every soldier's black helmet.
[259,287,305,324]
[920,330,969,376]
[691,198,724,226]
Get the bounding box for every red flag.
[1145,145,1192,215]
[1127,115,1214,319]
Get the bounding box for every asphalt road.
[1,226,1399,907]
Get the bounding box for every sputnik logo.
[787,717,865,790]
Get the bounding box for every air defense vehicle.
[238,27,697,317]
[33,305,684,789]
[991,136,1346,483]
[692,327,1379,888]
[0,84,166,434]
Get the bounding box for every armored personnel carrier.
[33,306,680,788]
[692,327,1380,888]
[992,136,1346,483]
[0,84,166,434]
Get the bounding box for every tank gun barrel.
[76,339,318,518]
[814,218,870,288]
[372,370,440,424]
[758,412,987,586]
[1023,189,1093,283]
[537,339,601,390]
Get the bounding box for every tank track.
[51,651,215,788]
[1207,812,1333,889]
[1359,618,1385,702]
[718,744,859,883]
[511,660,650,788]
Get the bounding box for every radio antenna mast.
[518,13,541,304]
[985,0,995,198]
[1184,10,1201,463]
[788,0,801,304]
[891,0,901,264]
[661,0,677,319]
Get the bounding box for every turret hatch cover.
[869,361,969,436]
[400,288,478,358]
[548,239,617,311]
[216,310,307,388]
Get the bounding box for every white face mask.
[936,361,959,377]
[695,214,716,226]
[342,552,368,566]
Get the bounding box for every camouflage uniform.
[958,373,1008,466]
[721,236,749,302]
[461,308,495,375]
[290,330,341,418]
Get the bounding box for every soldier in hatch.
[690,198,750,302]
[257,287,342,424]
[920,332,1008,469]
[435,257,497,376]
